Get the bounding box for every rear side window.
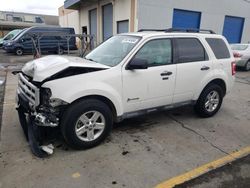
[175,38,208,63]
[206,38,230,59]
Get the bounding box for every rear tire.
[194,84,223,118]
[15,48,23,56]
[61,99,113,150]
[57,47,64,55]
[245,60,250,71]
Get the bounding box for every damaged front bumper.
[16,92,61,158]
[16,73,64,158]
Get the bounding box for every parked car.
[231,44,250,71]
[2,28,28,47]
[16,28,235,157]
[0,29,22,48]
[3,26,77,55]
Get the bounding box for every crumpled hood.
[22,55,110,82]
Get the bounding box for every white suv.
[16,29,235,155]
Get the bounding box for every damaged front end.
[15,56,109,158]
[16,73,67,158]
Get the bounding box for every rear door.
[173,37,212,103]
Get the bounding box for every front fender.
[42,77,124,116]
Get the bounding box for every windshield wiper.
[84,57,96,62]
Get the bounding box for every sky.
[0,0,65,15]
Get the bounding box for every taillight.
[233,52,242,58]
[231,61,236,76]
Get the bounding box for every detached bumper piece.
[16,92,59,158]
[16,73,59,158]
[17,107,52,158]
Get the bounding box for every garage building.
[61,0,250,44]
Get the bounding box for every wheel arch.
[200,78,227,98]
[70,95,118,122]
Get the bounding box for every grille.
[17,73,40,108]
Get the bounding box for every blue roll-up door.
[89,9,97,38]
[117,20,129,34]
[223,16,245,43]
[172,9,201,29]
[102,3,113,41]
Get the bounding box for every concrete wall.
[78,0,131,43]
[59,6,80,34]
[137,0,250,43]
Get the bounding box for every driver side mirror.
[126,58,148,70]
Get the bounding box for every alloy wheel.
[205,91,220,112]
[75,111,106,142]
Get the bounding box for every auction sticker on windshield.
[122,38,138,44]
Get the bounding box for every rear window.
[231,44,249,51]
[206,38,230,59]
[175,38,208,63]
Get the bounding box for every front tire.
[15,48,23,56]
[61,99,113,149]
[194,84,223,118]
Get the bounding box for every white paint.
[23,32,235,117]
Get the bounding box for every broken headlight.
[40,88,52,105]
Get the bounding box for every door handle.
[161,71,172,76]
[201,66,210,71]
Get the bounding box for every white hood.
[22,55,110,82]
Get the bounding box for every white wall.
[59,11,80,34]
[137,0,250,43]
[79,0,131,43]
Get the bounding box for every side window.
[21,34,31,42]
[175,38,208,63]
[134,39,172,67]
[206,38,230,59]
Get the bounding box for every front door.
[122,38,177,113]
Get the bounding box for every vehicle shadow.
[48,106,196,152]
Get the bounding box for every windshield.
[231,44,249,51]
[4,34,14,40]
[13,29,27,41]
[85,35,141,67]
[4,30,22,40]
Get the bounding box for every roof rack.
[137,29,166,32]
[138,28,216,34]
